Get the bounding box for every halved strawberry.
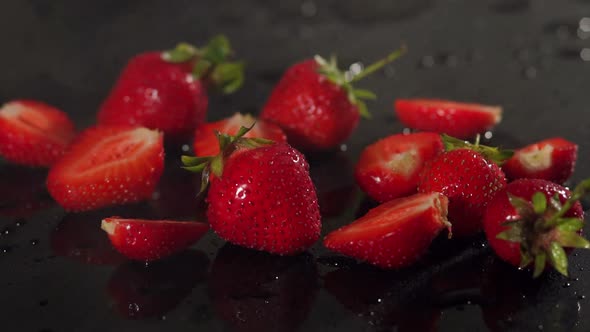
[0,100,75,167]
[394,99,502,139]
[324,192,450,269]
[193,113,287,157]
[101,217,209,261]
[355,132,444,203]
[502,137,577,184]
[46,126,164,211]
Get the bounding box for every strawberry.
[98,35,244,140]
[483,178,589,277]
[261,47,406,151]
[503,137,577,184]
[101,217,208,261]
[323,192,450,269]
[209,244,318,332]
[394,99,502,139]
[0,100,75,167]
[182,126,321,255]
[355,132,444,203]
[417,135,511,237]
[193,113,286,157]
[108,250,208,319]
[46,126,164,211]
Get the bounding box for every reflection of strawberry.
[98,35,244,140]
[308,151,357,218]
[325,265,440,331]
[0,165,53,217]
[47,126,164,211]
[51,210,132,265]
[193,113,286,157]
[149,159,202,219]
[324,192,450,269]
[0,100,75,167]
[503,137,577,184]
[101,217,208,261]
[108,250,208,319]
[209,244,318,332]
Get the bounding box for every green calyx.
[161,34,244,94]
[441,134,514,165]
[314,45,407,119]
[496,178,590,278]
[181,124,274,195]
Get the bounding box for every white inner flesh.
[518,144,554,171]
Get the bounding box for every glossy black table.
[1,1,590,331]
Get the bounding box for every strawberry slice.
[502,137,577,184]
[193,113,287,157]
[0,100,75,167]
[394,99,502,139]
[101,217,209,261]
[355,132,444,203]
[46,126,164,211]
[324,192,450,269]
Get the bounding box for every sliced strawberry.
[0,100,75,167]
[394,99,502,139]
[324,192,450,269]
[101,217,208,261]
[355,132,444,203]
[502,137,577,184]
[193,113,287,157]
[46,126,164,211]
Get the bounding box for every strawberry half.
[46,126,164,211]
[193,113,287,157]
[394,99,502,139]
[503,137,577,184]
[355,132,444,203]
[101,217,209,261]
[324,192,450,269]
[0,100,75,167]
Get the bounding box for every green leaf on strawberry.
[441,134,514,165]
[162,34,244,94]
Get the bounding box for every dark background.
[1,0,590,331]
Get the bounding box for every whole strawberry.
[418,135,511,237]
[261,47,405,151]
[98,35,244,140]
[483,178,589,277]
[182,126,321,255]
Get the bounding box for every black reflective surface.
[1,1,590,331]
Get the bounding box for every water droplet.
[301,1,317,17]
[14,219,26,227]
[160,315,167,321]
[522,66,537,79]
[340,144,347,152]
[581,48,590,61]
[563,282,572,288]
[579,295,586,300]
[181,144,190,152]
[30,239,39,246]
[1,246,12,254]
[418,55,435,68]
[538,324,544,330]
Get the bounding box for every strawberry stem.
[348,45,407,83]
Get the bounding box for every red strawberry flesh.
[324,192,450,269]
[101,217,209,261]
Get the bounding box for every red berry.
[206,142,321,254]
[46,126,164,211]
[355,132,444,202]
[193,113,286,157]
[483,179,584,274]
[418,148,507,237]
[261,59,360,150]
[97,52,208,139]
[394,99,502,139]
[101,217,208,261]
[0,100,75,167]
[324,192,450,269]
[503,137,577,184]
